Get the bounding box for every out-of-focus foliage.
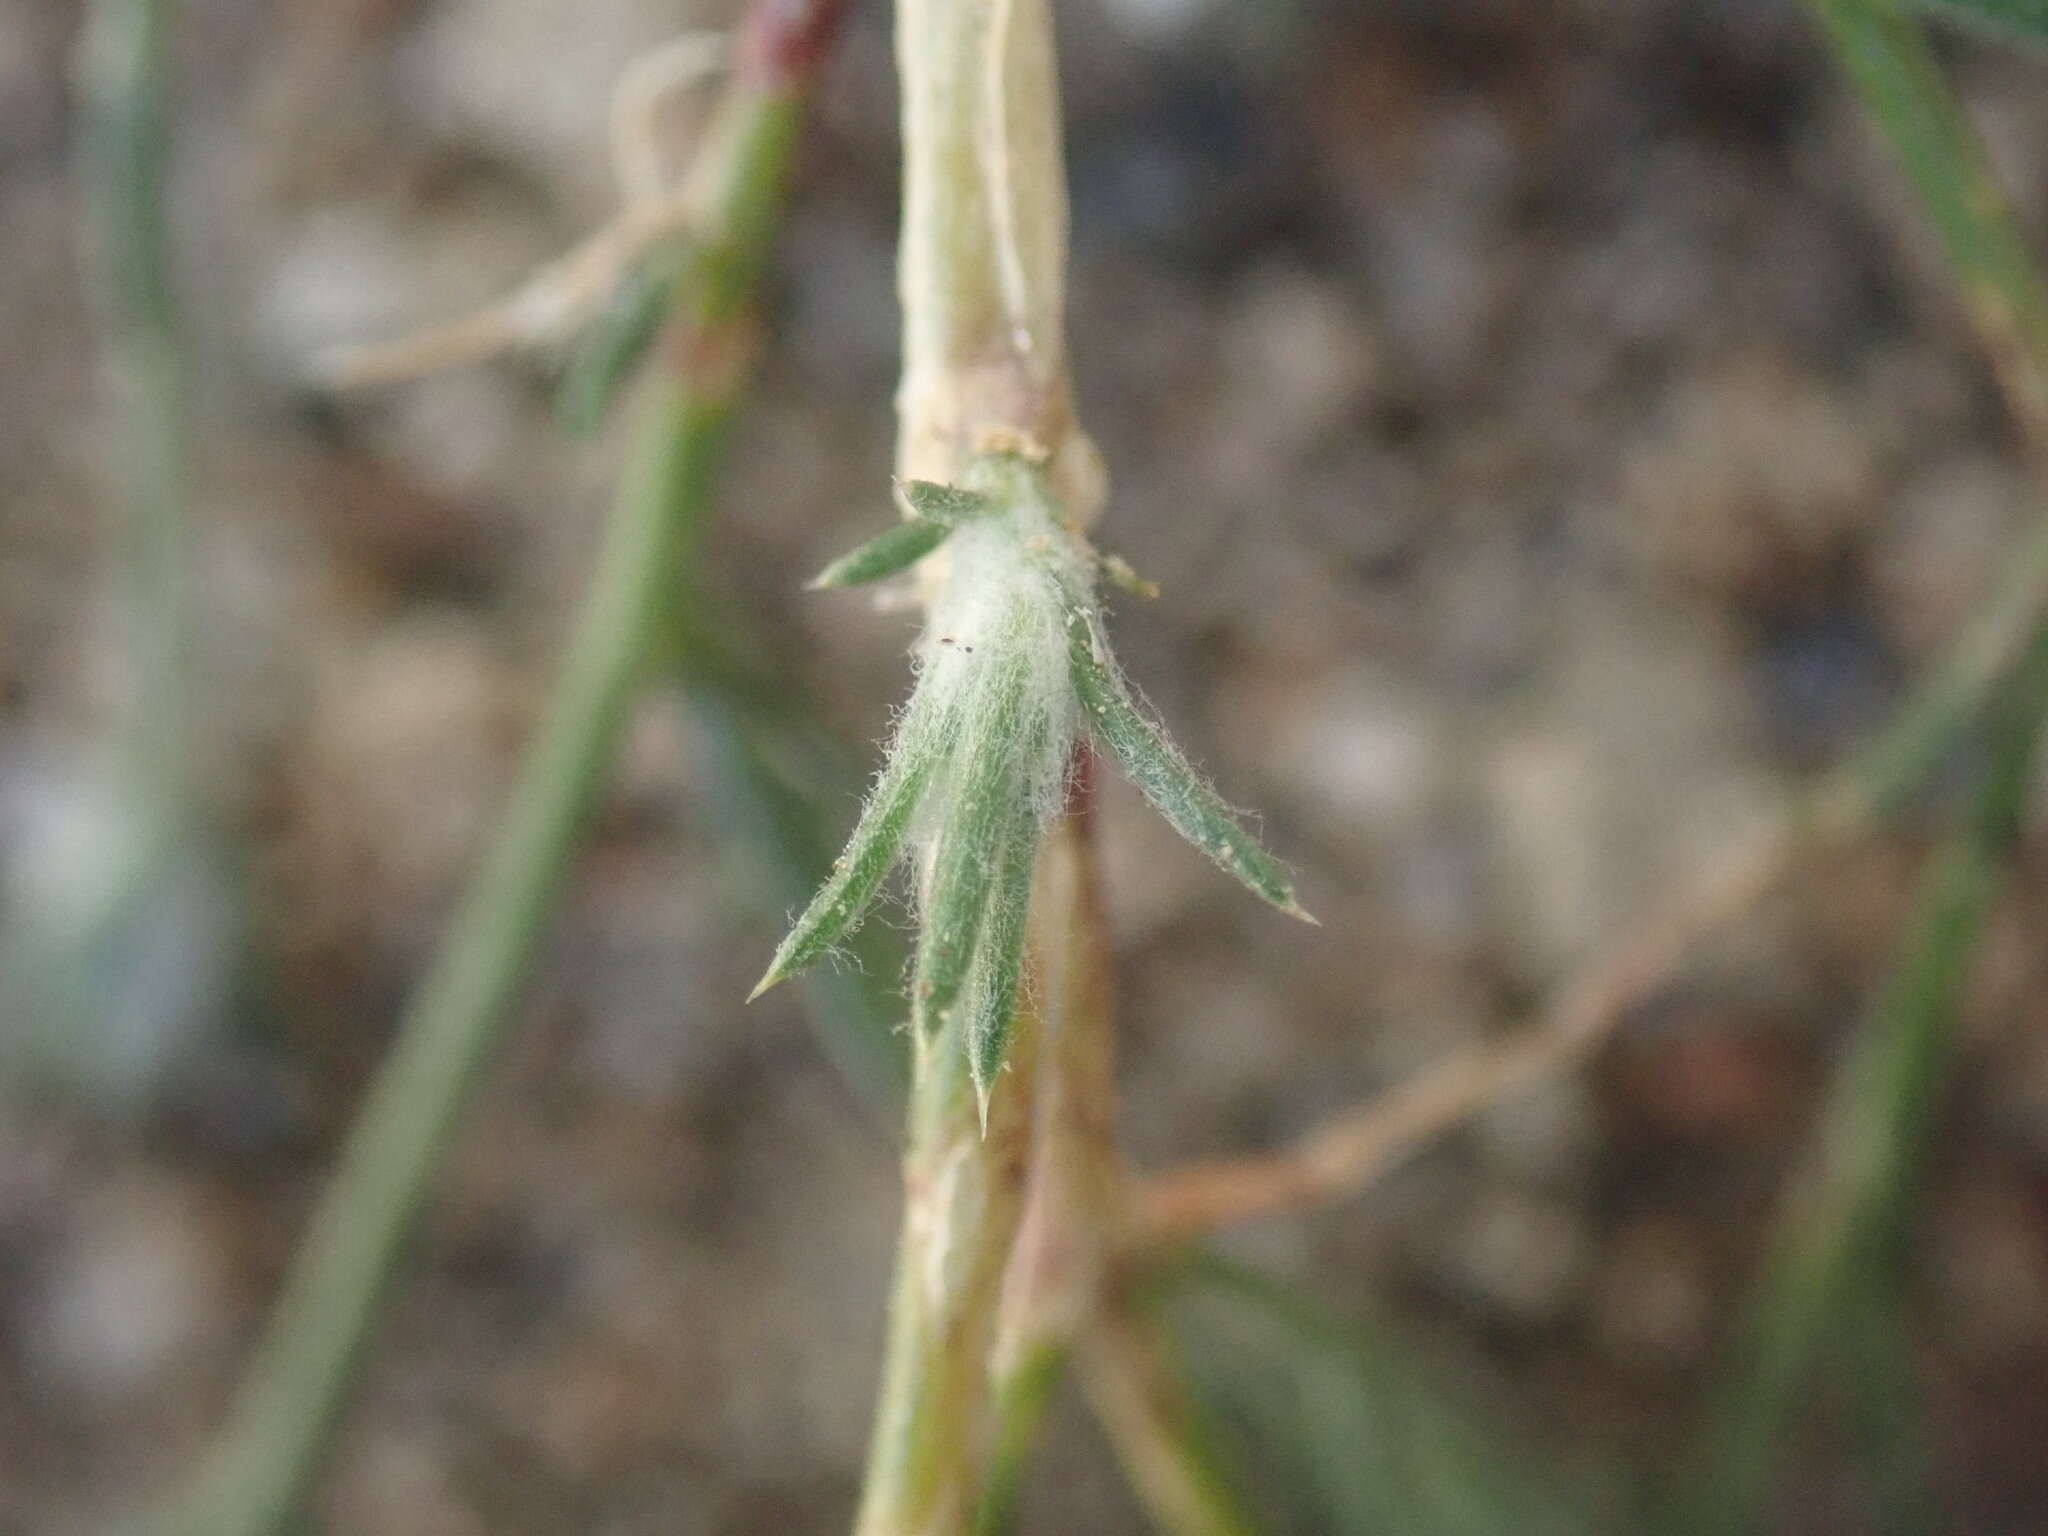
[1167,1257,1618,1536]
[1914,0,2048,40]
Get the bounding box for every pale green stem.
[856,1013,1037,1536]
[855,0,1079,1527]
[157,13,832,1531]
[894,0,1072,481]
[75,0,189,816]
[1808,0,2048,447]
[162,381,727,1536]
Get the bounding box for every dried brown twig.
[312,32,725,389]
[1139,0,2048,1244]
[1141,508,2048,1241]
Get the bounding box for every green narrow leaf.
[810,517,957,589]
[974,1342,1070,1536]
[1909,0,2048,41]
[1064,610,1310,921]
[965,795,1040,1125]
[1169,1255,1616,1536]
[911,647,1033,1039]
[901,479,994,524]
[686,683,909,1113]
[750,681,956,999]
[555,252,680,432]
[1839,1278,1936,1536]
[1685,622,2048,1535]
[1809,0,2048,399]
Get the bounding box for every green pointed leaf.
[965,800,1039,1122]
[556,253,677,432]
[912,648,1032,1038]
[1909,0,2048,41]
[810,517,957,589]
[901,479,994,524]
[1064,610,1309,920]
[751,682,956,998]
[686,682,908,1113]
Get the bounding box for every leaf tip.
[1279,898,1320,927]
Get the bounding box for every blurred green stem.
[1840,1276,1936,1536]
[1678,10,2048,1530]
[168,379,727,1536]
[854,0,1081,1527]
[1809,0,2048,445]
[75,0,189,814]
[159,7,843,1533]
[1694,620,2048,1534]
[1083,1306,1260,1536]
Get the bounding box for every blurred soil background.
[5,0,2048,1530]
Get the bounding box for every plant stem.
[1840,1276,1936,1536]
[1809,0,2048,450]
[159,9,842,1533]
[165,381,723,1536]
[893,0,1075,482]
[1083,1304,1260,1536]
[74,0,189,816]
[857,1009,1039,1536]
[855,1,1104,1527]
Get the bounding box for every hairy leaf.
[751,681,955,998]
[965,791,1039,1123]
[912,644,1033,1038]
[1064,610,1309,920]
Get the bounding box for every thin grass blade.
[1809,0,2048,440]
[752,682,955,998]
[1169,1255,1616,1536]
[556,251,680,432]
[974,1342,1069,1536]
[811,517,958,589]
[1064,610,1308,920]
[1684,621,2048,1535]
[1909,0,2048,40]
